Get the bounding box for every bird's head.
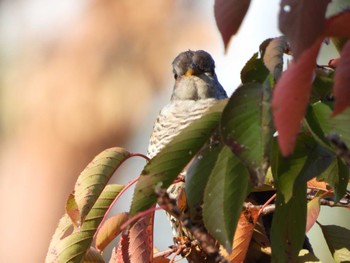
[170,50,227,101]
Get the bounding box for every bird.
[147,50,228,239]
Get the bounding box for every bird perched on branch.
[147,50,228,238]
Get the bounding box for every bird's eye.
[174,74,178,80]
[205,70,214,77]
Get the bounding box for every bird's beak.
[184,64,199,76]
[184,68,195,76]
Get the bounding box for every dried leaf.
[221,208,260,262]
[96,212,129,252]
[214,0,251,50]
[307,178,328,191]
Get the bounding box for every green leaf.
[309,69,334,103]
[305,102,350,149]
[203,146,251,253]
[46,184,124,263]
[319,224,350,263]
[129,100,228,216]
[221,82,273,186]
[186,143,223,220]
[70,147,130,226]
[272,133,333,203]
[240,53,270,84]
[317,158,349,203]
[271,183,307,263]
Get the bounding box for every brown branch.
[155,188,229,263]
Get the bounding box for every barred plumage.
[147,50,227,239]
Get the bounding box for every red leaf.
[325,11,350,37]
[214,0,251,50]
[306,196,321,233]
[278,0,330,59]
[128,216,154,263]
[96,212,129,252]
[110,234,130,263]
[333,40,350,116]
[272,39,322,156]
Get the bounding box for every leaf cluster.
[47,1,350,263]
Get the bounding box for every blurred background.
[0,0,347,262]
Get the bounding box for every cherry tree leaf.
[307,178,329,191]
[221,82,273,186]
[221,208,260,262]
[186,143,223,220]
[262,36,288,80]
[319,224,350,262]
[324,11,350,37]
[214,0,251,50]
[278,0,330,59]
[203,146,251,252]
[272,39,322,156]
[69,147,130,226]
[240,53,269,84]
[128,216,154,263]
[96,212,129,252]
[46,184,124,263]
[109,234,130,263]
[317,158,349,203]
[333,40,350,115]
[270,183,307,262]
[306,195,321,233]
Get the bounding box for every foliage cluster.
[47,1,350,262]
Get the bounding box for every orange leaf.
[333,40,350,115]
[128,215,154,263]
[96,212,129,252]
[307,178,329,191]
[221,208,260,262]
[272,39,322,156]
[214,0,251,50]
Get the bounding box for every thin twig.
[120,205,165,231]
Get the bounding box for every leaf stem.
[94,176,140,239]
